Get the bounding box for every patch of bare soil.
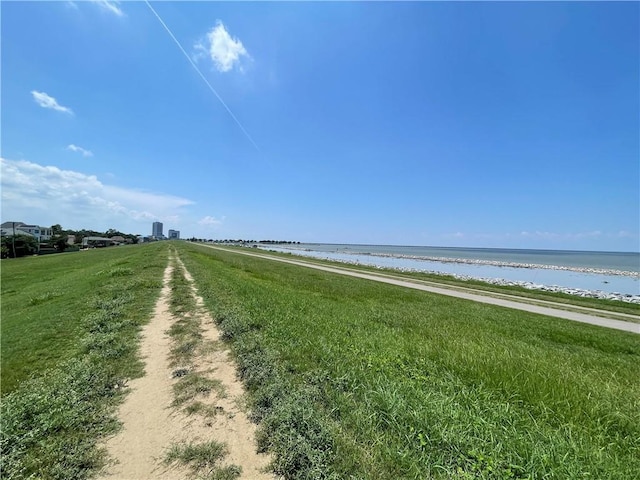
[97,257,274,479]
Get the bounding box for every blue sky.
[1,1,638,251]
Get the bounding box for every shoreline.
[350,251,638,278]
[258,246,640,304]
[342,258,640,304]
[411,269,640,304]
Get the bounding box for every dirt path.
[200,244,640,334]
[98,257,274,479]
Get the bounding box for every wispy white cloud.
[198,215,225,226]
[519,230,603,240]
[31,90,73,115]
[67,144,94,157]
[145,2,259,151]
[0,158,193,233]
[195,21,250,73]
[91,0,124,17]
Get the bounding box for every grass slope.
[1,243,168,479]
[177,242,640,479]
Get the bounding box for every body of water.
[258,244,640,298]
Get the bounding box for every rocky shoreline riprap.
[366,261,640,303]
[356,252,638,278]
[444,273,640,304]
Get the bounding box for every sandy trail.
[98,257,273,479]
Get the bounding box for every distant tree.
[51,224,63,236]
[54,237,68,252]
[105,228,127,238]
[1,235,38,258]
[72,229,102,244]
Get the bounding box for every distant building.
[82,236,114,248]
[0,222,53,242]
[152,221,163,239]
[168,229,180,240]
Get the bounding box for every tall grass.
[1,243,168,479]
[177,242,640,479]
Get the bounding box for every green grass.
[172,372,224,407]
[1,243,168,479]
[163,259,239,479]
[177,242,640,479]
[167,256,202,367]
[164,441,241,479]
[168,255,198,317]
[166,255,226,409]
[1,245,165,393]
[184,401,225,418]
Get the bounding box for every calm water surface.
[298,244,640,272]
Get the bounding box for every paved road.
[197,244,640,334]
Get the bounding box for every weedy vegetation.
[164,441,241,480]
[176,242,640,480]
[172,371,224,407]
[166,256,227,408]
[164,254,238,477]
[1,243,168,479]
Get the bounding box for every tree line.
[1,225,141,258]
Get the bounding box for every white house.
[0,222,53,242]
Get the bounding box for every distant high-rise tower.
[152,221,163,238]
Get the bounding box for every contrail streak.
[144,0,260,151]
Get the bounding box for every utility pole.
[11,222,16,258]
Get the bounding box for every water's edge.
[257,245,640,303]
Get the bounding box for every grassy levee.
[1,243,168,479]
[177,242,640,479]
